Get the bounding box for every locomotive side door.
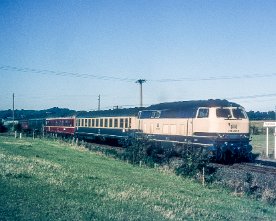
[187,118,193,136]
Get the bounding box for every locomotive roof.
[146,99,241,110]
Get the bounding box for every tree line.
[0,108,275,121]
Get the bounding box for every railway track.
[231,163,276,175]
[211,161,276,176]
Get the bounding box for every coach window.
[100,119,103,127]
[109,118,113,128]
[104,119,108,127]
[91,119,95,127]
[129,118,132,128]
[77,119,80,127]
[81,119,84,127]
[125,118,128,128]
[197,108,209,118]
[120,119,124,128]
[114,119,118,128]
[85,119,88,127]
[96,119,99,127]
[88,119,91,127]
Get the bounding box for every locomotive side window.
[197,108,209,118]
[129,118,131,128]
[216,108,231,118]
[150,111,161,118]
[232,108,246,119]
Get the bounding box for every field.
[0,136,276,220]
[251,134,275,156]
[250,120,276,157]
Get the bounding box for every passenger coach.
[44,117,75,136]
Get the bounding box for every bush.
[122,137,153,165]
[0,121,7,133]
[175,144,211,178]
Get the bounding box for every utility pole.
[135,79,146,107]
[12,93,15,131]
[98,95,101,111]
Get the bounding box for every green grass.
[251,134,275,156]
[0,137,276,220]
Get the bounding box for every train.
[42,99,252,162]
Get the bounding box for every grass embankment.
[0,137,275,220]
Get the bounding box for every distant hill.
[0,107,77,120]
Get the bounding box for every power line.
[0,65,137,82]
[227,93,276,100]
[1,65,276,83]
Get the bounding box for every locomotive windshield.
[232,108,246,119]
[216,108,231,118]
[216,107,246,119]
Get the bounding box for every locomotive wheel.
[223,150,234,164]
[216,148,223,162]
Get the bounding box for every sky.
[0,0,276,112]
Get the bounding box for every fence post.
[266,127,269,158]
[274,127,276,159]
[202,167,205,187]
[14,131,17,138]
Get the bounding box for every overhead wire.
[1,65,276,82]
[1,65,276,109]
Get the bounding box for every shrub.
[175,144,210,178]
[0,121,8,133]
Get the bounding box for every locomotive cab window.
[216,108,231,118]
[197,108,209,118]
[232,108,246,119]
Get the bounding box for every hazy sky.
[1,0,276,111]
